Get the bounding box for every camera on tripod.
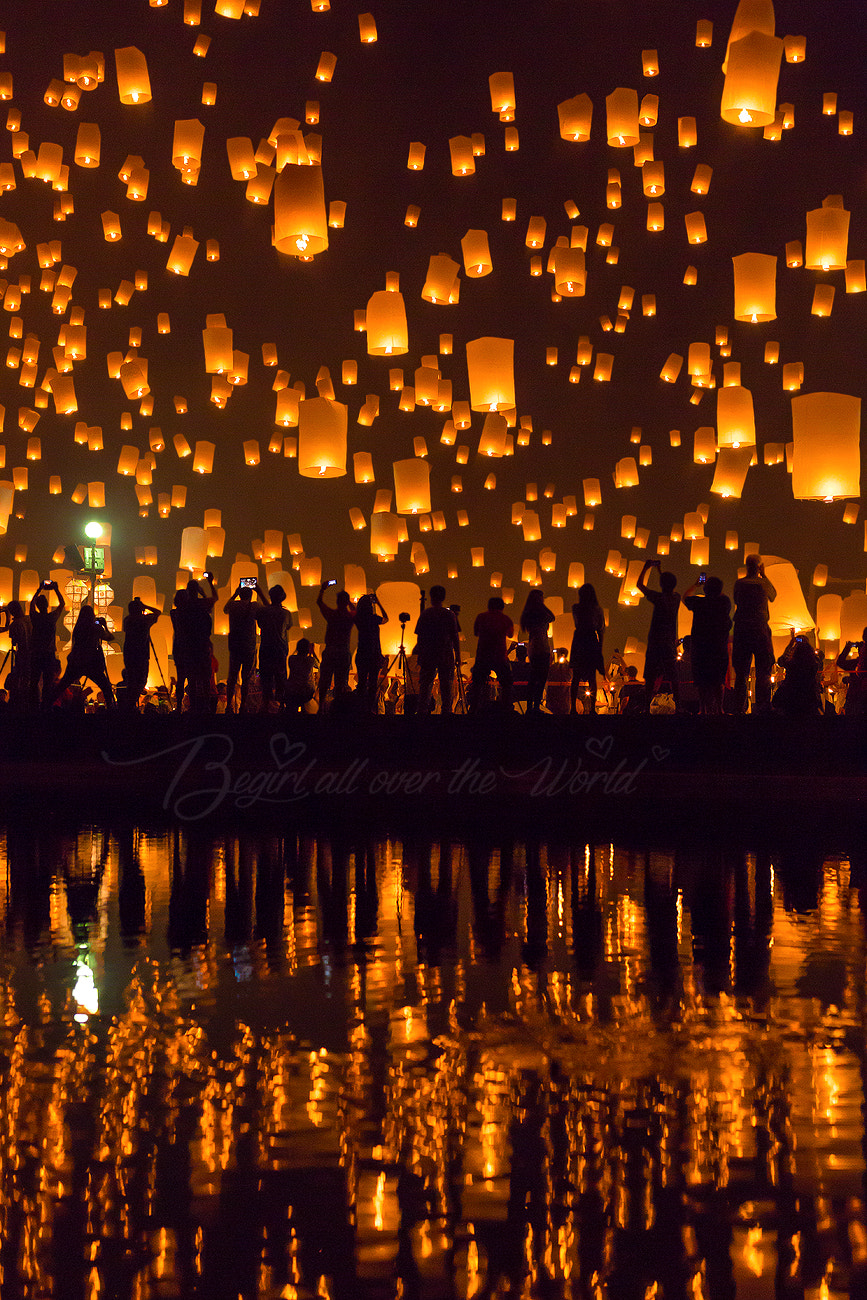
[398,611,411,625]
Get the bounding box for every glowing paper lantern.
[791,392,860,500]
[717,386,756,448]
[489,72,515,116]
[298,396,347,478]
[763,557,814,635]
[371,513,399,559]
[421,254,460,303]
[614,458,638,488]
[461,229,492,278]
[449,136,475,176]
[558,94,592,142]
[274,163,328,258]
[711,446,753,498]
[606,88,640,147]
[393,459,430,514]
[721,32,783,126]
[180,525,207,572]
[193,441,214,474]
[477,413,507,457]
[466,337,515,412]
[816,594,842,641]
[366,289,408,356]
[733,253,777,321]
[114,47,151,104]
[841,593,867,644]
[805,203,850,270]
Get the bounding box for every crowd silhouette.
[0,557,860,718]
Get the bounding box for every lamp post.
[82,520,106,603]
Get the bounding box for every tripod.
[386,616,416,714]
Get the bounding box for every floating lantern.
[115,47,151,104]
[685,212,707,243]
[371,513,399,558]
[846,261,866,293]
[180,525,207,572]
[711,446,753,497]
[167,234,198,275]
[315,51,336,81]
[812,564,828,587]
[782,363,804,391]
[717,385,755,447]
[733,252,777,321]
[274,163,328,258]
[763,557,814,635]
[461,229,492,277]
[805,202,850,270]
[298,396,347,478]
[466,337,515,411]
[721,31,783,126]
[421,254,459,303]
[449,136,475,176]
[614,458,638,488]
[791,392,860,500]
[366,288,408,355]
[393,459,430,514]
[660,353,683,383]
[193,441,214,473]
[678,117,697,147]
[606,88,640,147]
[554,247,585,296]
[558,93,592,142]
[816,594,842,641]
[811,285,835,316]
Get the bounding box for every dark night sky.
[1,0,866,654]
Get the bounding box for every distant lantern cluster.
[0,0,862,668]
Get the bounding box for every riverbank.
[0,711,864,836]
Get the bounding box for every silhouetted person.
[256,583,292,712]
[732,554,776,713]
[170,588,191,712]
[772,629,823,716]
[836,629,867,715]
[682,575,731,714]
[0,600,32,713]
[509,641,531,709]
[285,638,318,712]
[468,597,513,711]
[316,581,355,713]
[121,597,160,712]
[545,649,572,714]
[53,604,115,706]
[569,583,605,714]
[173,574,217,712]
[224,581,264,713]
[415,585,461,714]
[353,592,387,713]
[29,579,64,709]
[617,665,645,713]
[519,589,555,711]
[637,559,680,706]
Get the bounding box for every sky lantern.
[370,513,400,559]
[179,525,207,572]
[791,392,860,500]
[166,233,198,275]
[449,136,475,176]
[816,593,842,641]
[721,31,783,126]
[114,47,151,104]
[461,229,492,278]
[421,254,460,303]
[393,459,430,514]
[553,247,585,296]
[558,93,592,142]
[763,557,814,635]
[489,72,515,116]
[366,288,408,355]
[466,337,515,412]
[733,252,777,320]
[711,447,753,498]
[717,385,755,448]
[273,163,328,258]
[805,199,850,270]
[193,441,214,474]
[722,0,776,72]
[202,315,232,372]
[298,396,347,478]
[605,89,640,147]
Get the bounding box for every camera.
[41,579,52,588]
[327,578,337,587]
[399,611,410,625]
[698,572,706,584]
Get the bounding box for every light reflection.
[0,827,863,1295]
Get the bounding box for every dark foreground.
[0,711,864,836]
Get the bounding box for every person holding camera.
[316,580,355,714]
[0,599,32,713]
[354,592,388,713]
[415,585,460,714]
[731,554,776,713]
[121,596,161,712]
[682,574,731,715]
[52,604,116,708]
[256,584,292,712]
[29,579,65,710]
[772,629,823,717]
[224,579,265,713]
[637,560,681,708]
[836,630,867,715]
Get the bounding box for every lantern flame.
[738,108,752,123]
